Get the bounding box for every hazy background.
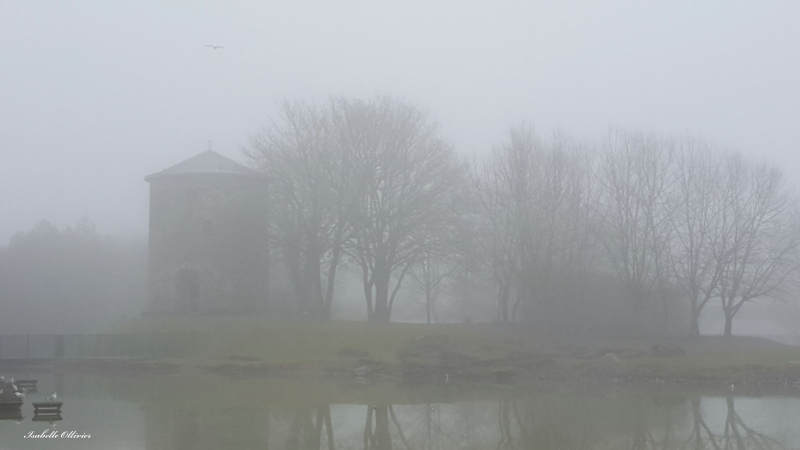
[2,0,799,243]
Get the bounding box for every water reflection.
[0,372,798,449]
[684,397,785,450]
[284,406,332,450]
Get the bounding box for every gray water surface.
[1,371,799,449]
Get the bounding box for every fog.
[3,2,800,340]
[2,1,800,243]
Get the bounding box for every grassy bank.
[103,316,800,389]
[110,316,526,364]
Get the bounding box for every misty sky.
[2,1,799,243]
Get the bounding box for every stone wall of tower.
[147,173,269,314]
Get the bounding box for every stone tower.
[145,150,269,314]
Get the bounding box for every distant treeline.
[0,218,146,334]
[246,96,800,336]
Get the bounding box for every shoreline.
[4,318,800,395]
[4,347,800,397]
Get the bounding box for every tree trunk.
[321,245,342,321]
[425,286,432,324]
[498,283,509,322]
[689,309,701,336]
[361,261,374,321]
[723,312,733,337]
[309,256,324,319]
[373,406,392,450]
[372,266,391,322]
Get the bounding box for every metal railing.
[0,333,202,360]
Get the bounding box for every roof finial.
[207,140,213,151]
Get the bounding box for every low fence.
[0,333,202,361]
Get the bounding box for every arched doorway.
[175,268,200,313]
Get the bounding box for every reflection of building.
[145,150,269,314]
[142,405,272,450]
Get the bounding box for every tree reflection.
[722,396,783,450]
[363,405,419,450]
[686,397,719,449]
[285,406,334,450]
[43,370,799,450]
[618,398,686,450]
[491,394,788,450]
[684,396,786,450]
[364,406,392,450]
[129,386,795,450]
[497,397,588,449]
[497,400,514,449]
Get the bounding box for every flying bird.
[205,45,225,50]
[14,391,25,399]
[47,392,58,402]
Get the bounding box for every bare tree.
[667,141,723,335]
[527,132,598,329]
[596,130,677,332]
[471,125,597,326]
[470,143,525,322]
[409,244,456,324]
[248,97,464,323]
[335,97,465,322]
[246,100,356,319]
[713,155,800,336]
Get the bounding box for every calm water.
[1,371,800,449]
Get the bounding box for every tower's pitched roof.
[145,150,255,181]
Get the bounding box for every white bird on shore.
[47,392,58,402]
[352,366,370,377]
